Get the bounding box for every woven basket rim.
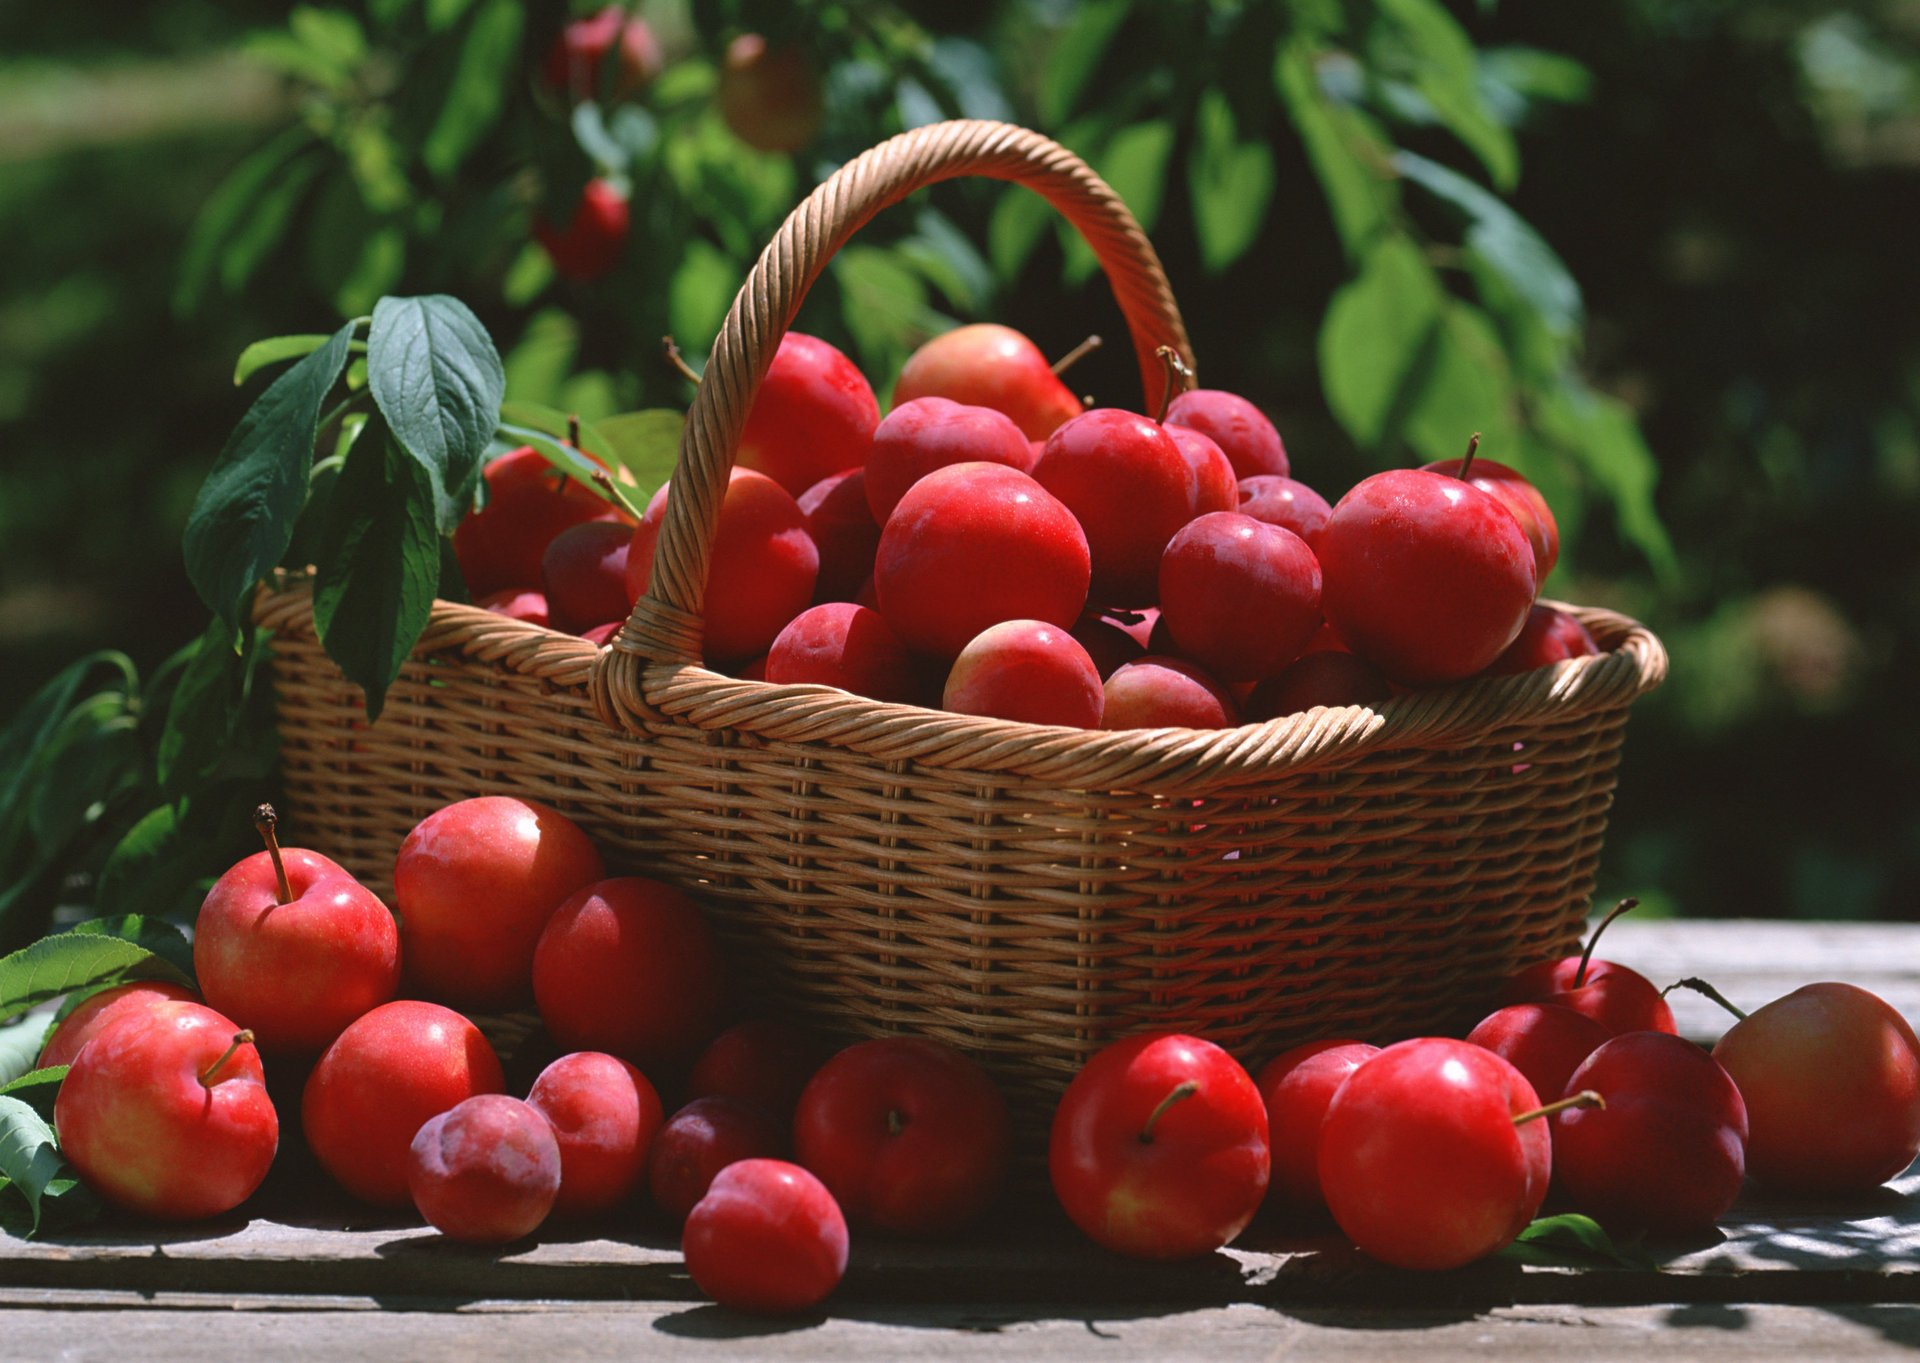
[254,578,1666,785]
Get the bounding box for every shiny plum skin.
[688,1020,825,1129]
[649,1095,787,1224]
[1163,390,1288,479]
[1422,456,1560,582]
[1166,426,1237,518]
[1318,1039,1549,1270]
[527,1051,664,1219]
[1034,409,1199,607]
[865,397,1034,524]
[408,1095,563,1245]
[1318,470,1537,686]
[454,446,618,596]
[1488,605,1599,675]
[1159,513,1322,683]
[1070,615,1147,679]
[479,588,551,627]
[1711,982,1920,1194]
[1245,651,1391,720]
[873,463,1090,659]
[1101,657,1237,729]
[302,1001,506,1207]
[38,982,199,1071]
[797,469,882,604]
[1497,957,1677,1037]
[533,877,725,1072]
[718,36,824,155]
[893,324,1084,441]
[1466,1004,1612,1113]
[1552,1032,1748,1236]
[55,1001,277,1222]
[1254,1040,1379,1214]
[733,333,877,493]
[942,620,1104,728]
[766,602,922,703]
[683,1159,849,1314]
[1237,476,1332,544]
[392,796,605,1011]
[625,469,820,665]
[794,1037,1011,1237]
[542,520,634,634]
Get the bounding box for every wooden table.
[4,919,1918,1360]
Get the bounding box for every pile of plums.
[457,324,1597,730]
[45,790,1920,1313]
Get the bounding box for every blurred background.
[3,0,1916,924]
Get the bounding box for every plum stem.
[590,467,646,522]
[1458,431,1481,481]
[1574,897,1639,989]
[886,1108,904,1137]
[1139,1080,1199,1144]
[1666,976,1749,1021]
[1050,334,1103,377]
[253,804,292,905]
[1511,1089,1604,1126]
[200,1030,255,1088]
[662,336,702,385]
[1151,345,1196,422]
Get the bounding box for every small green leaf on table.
[1498,1212,1655,1269]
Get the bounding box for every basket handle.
[600,119,1194,693]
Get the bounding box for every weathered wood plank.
[0,1293,1915,1362]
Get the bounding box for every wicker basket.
[256,120,1666,1137]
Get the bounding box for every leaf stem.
[662,336,702,385]
[591,468,645,521]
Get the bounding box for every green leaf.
[898,209,994,314]
[1275,41,1393,259]
[1064,120,1175,284]
[0,1020,53,1088]
[65,918,196,982]
[24,694,140,852]
[156,618,251,801]
[595,411,686,496]
[175,128,315,315]
[1539,380,1678,581]
[93,805,186,920]
[495,422,624,507]
[368,297,507,534]
[667,240,738,353]
[0,1095,64,1232]
[185,321,358,629]
[988,186,1053,283]
[502,310,581,408]
[421,0,524,178]
[217,154,327,299]
[0,927,194,1028]
[1499,1213,1655,1269]
[1188,90,1276,273]
[0,1067,66,1122]
[1479,46,1593,125]
[834,246,952,380]
[234,334,337,387]
[0,654,137,850]
[1038,0,1131,127]
[311,422,442,721]
[1318,234,1445,448]
[1377,0,1518,190]
[1404,304,1520,463]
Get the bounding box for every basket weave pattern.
[257,121,1666,1135]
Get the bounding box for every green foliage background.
[3,0,1918,924]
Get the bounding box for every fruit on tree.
[864,397,1033,524]
[718,35,824,154]
[1033,409,1198,606]
[1162,390,1288,479]
[1317,469,1537,685]
[766,602,922,703]
[536,178,631,284]
[683,1159,848,1314]
[1049,1032,1269,1259]
[533,877,724,1072]
[941,619,1104,727]
[1552,1032,1747,1235]
[735,334,880,494]
[38,981,198,1071]
[1254,1039,1379,1214]
[649,1095,786,1223]
[625,468,820,665]
[409,1094,563,1245]
[794,1037,1011,1237]
[302,1000,505,1207]
[1708,981,1920,1194]
[527,1051,664,1219]
[1317,1038,1553,1269]
[55,1001,277,1221]
[392,796,605,1011]
[893,324,1085,442]
[1159,512,1322,682]
[1101,657,1237,729]
[541,5,663,101]
[873,462,1090,658]
[194,805,399,1054]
